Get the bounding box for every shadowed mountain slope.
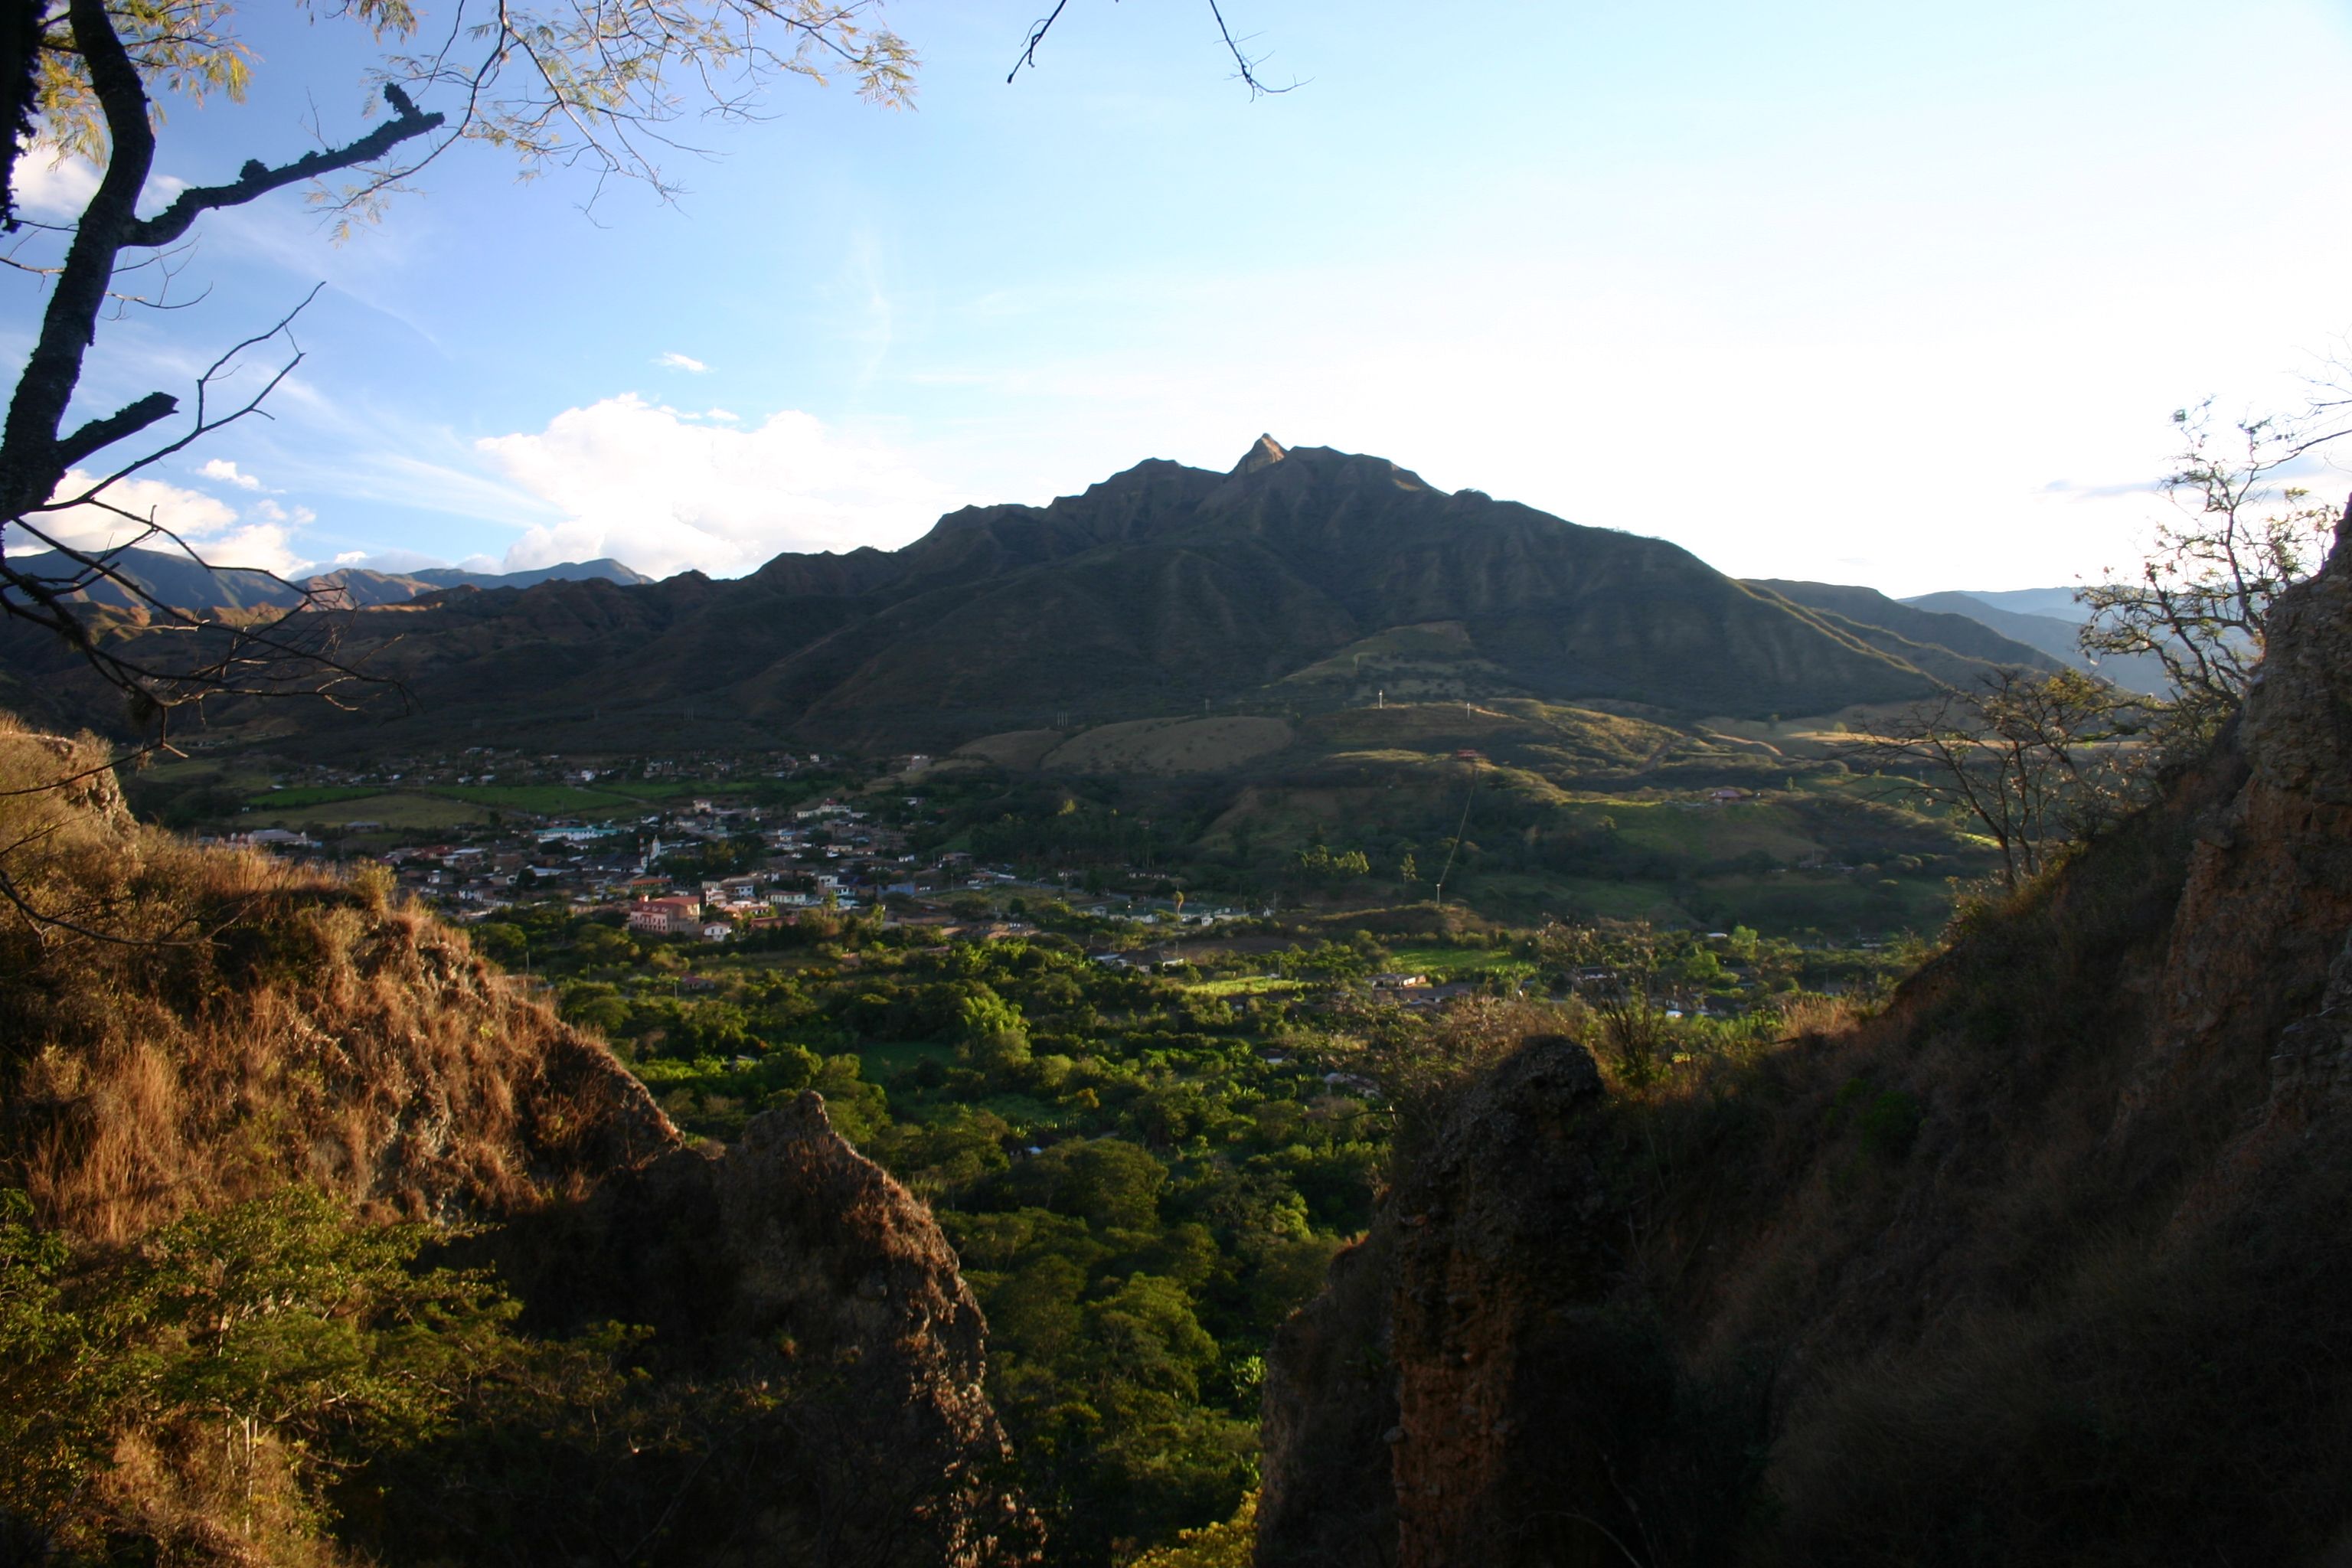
[25,439,1951,753]
[1746,578,2064,683]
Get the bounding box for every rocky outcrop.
[489,1093,1031,1567]
[1261,508,2352,1566]
[1259,1037,1636,1566]
[2142,514,2352,1135]
[0,737,1030,1565]
[1261,1041,1752,1568]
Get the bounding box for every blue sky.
[11,0,2352,593]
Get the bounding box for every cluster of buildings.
[368,794,905,930]
[224,747,1263,944]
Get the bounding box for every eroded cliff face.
[1259,1040,1760,1568]
[1262,518,2352,1566]
[484,1092,1031,1568]
[0,724,1028,1566]
[1263,1041,1719,1568]
[2145,534,2352,1134]
[0,722,674,1239]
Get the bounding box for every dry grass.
[94,1423,358,1568]
[1037,715,1295,775]
[0,718,673,1244]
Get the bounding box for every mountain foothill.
[5,436,2092,753]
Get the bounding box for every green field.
[1187,975,1304,998]
[1383,943,1538,982]
[242,792,488,831]
[603,778,726,801]
[243,786,384,809]
[439,784,644,813]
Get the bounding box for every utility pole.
[1432,754,1481,912]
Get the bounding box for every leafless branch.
[1844,668,2144,891]
[1007,0,1295,96]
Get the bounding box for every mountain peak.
[1232,433,1288,477]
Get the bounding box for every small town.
[198,743,1266,953]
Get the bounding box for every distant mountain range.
[1919,586,2089,621]
[1900,589,2171,695]
[1742,580,2068,686]
[11,547,651,613]
[6,438,2113,750]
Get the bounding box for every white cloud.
[333,548,451,573]
[13,148,191,222]
[198,458,263,491]
[13,150,98,220]
[11,469,309,577]
[475,395,955,577]
[655,351,710,374]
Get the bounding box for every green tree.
[560,981,632,1036]
[957,985,1032,1069]
[0,1186,568,1559]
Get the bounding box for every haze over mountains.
[1902,588,2171,694]
[13,547,650,613]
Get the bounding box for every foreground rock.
[487,1093,1027,1567]
[0,724,1028,1565]
[1261,509,2352,1566]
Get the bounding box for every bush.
[0,1185,608,1562]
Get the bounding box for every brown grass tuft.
[0,720,674,1244]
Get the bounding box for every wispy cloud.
[248,498,317,528]
[11,469,307,576]
[655,351,709,373]
[2039,476,2161,501]
[330,547,456,573]
[475,394,956,577]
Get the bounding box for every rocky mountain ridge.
[9,439,2064,753]
[1905,586,2174,694]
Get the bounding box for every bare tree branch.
[2080,401,2340,744]
[1008,0,1294,96]
[54,390,178,469]
[122,96,446,249]
[1844,668,2145,892]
